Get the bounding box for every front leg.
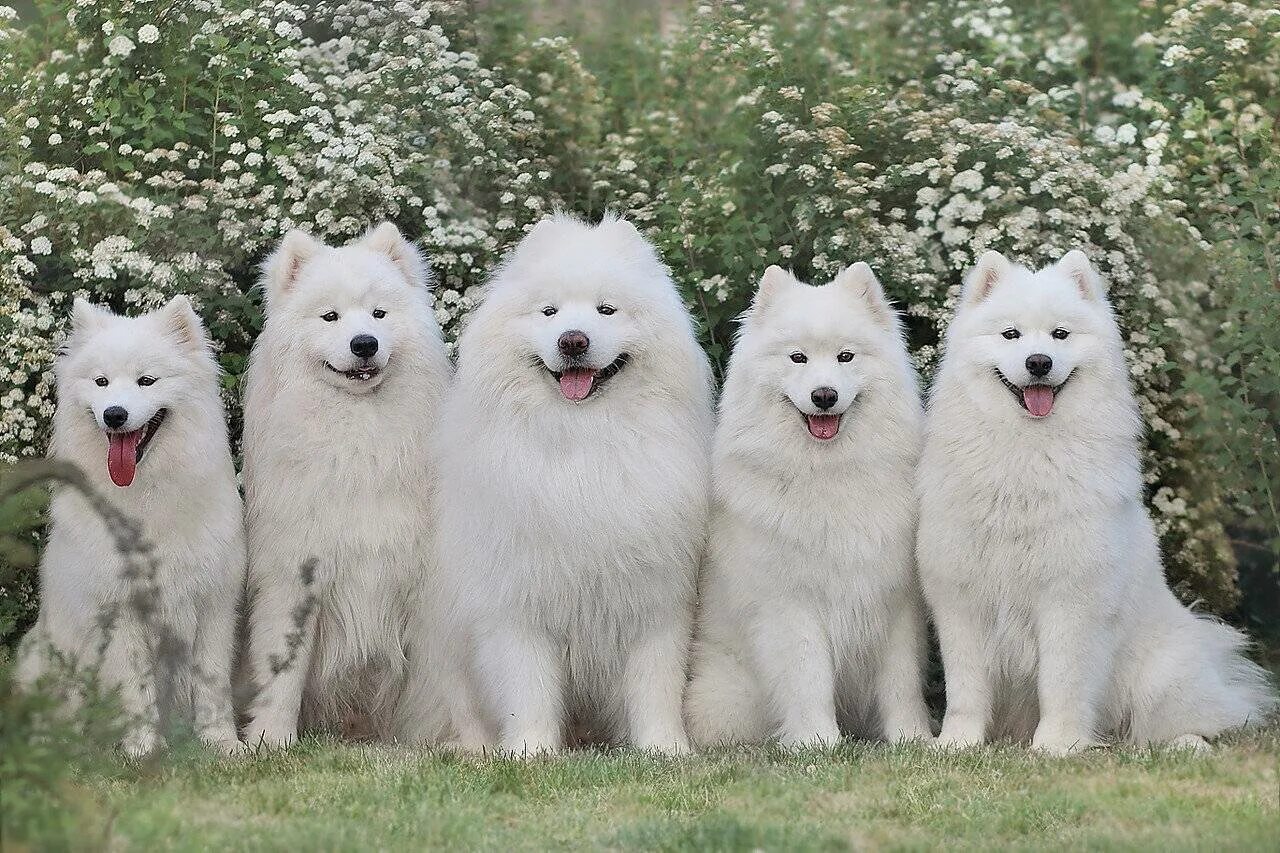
[875,594,935,742]
[623,614,693,754]
[933,601,993,749]
[753,605,839,747]
[101,618,163,758]
[475,624,565,755]
[1031,591,1111,755]
[243,564,317,749]
[191,590,244,754]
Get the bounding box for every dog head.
[463,213,699,406]
[732,263,908,442]
[260,223,432,395]
[946,249,1119,419]
[57,296,214,487]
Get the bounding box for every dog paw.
[634,732,693,756]
[931,731,984,750]
[202,731,251,756]
[1168,734,1210,753]
[243,718,298,751]
[1031,725,1096,756]
[121,727,162,759]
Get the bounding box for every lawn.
[13,728,1277,851]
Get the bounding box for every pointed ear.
[262,229,322,309]
[962,250,1011,306]
[157,295,207,352]
[359,222,430,289]
[752,265,792,314]
[71,297,114,333]
[834,262,894,327]
[1057,249,1106,301]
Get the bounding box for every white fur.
[240,223,451,747]
[419,213,714,754]
[918,249,1276,754]
[685,264,933,747]
[17,297,245,757]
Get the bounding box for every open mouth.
[104,408,167,487]
[799,411,842,440]
[548,353,630,402]
[325,361,381,382]
[996,370,1072,418]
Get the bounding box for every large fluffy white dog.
[18,297,245,756]
[241,223,451,747]
[685,264,934,747]
[427,213,713,754]
[918,249,1275,753]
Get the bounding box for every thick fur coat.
[685,264,933,746]
[18,297,245,756]
[240,223,451,747]
[422,214,714,753]
[918,250,1275,753]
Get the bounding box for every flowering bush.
[2,0,1276,635]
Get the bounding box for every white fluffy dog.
[18,297,245,756]
[241,223,451,747]
[426,213,713,754]
[918,249,1275,753]
[685,265,934,747]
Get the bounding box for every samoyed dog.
[425,213,713,754]
[240,223,451,748]
[918,249,1275,754]
[17,297,245,756]
[685,264,934,747]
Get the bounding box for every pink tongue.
[559,368,596,402]
[107,430,143,487]
[1023,385,1055,418]
[807,414,841,440]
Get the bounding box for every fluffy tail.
[1128,608,1277,744]
[684,639,769,746]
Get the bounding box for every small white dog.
[17,297,245,756]
[918,249,1276,753]
[424,213,714,754]
[240,223,451,747]
[685,264,934,747]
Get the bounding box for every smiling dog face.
[57,296,212,487]
[260,223,432,396]
[946,249,1119,420]
[456,213,704,412]
[729,263,909,443]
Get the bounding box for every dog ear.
[156,295,208,352]
[70,297,114,333]
[751,265,792,314]
[1057,249,1106,301]
[834,262,894,327]
[359,222,431,289]
[262,229,322,309]
[961,250,1010,306]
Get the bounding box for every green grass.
[11,728,1278,851]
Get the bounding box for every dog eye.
[94,377,109,387]
[789,352,808,364]
[541,306,557,317]
[137,376,156,387]
[321,311,339,322]
[597,304,616,316]
[1051,328,1070,340]
[1001,328,1021,340]
[372,309,386,319]
[837,351,854,363]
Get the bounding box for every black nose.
[1026,353,1053,377]
[350,334,379,358]
[811,387,838,410]
[103,406,128,429]
[558,330,590,358]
